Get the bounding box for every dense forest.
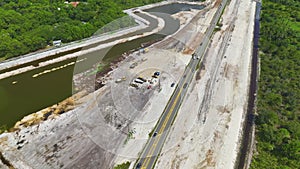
[250,0,300,168]
[0,0,162,60]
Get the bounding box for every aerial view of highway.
[1,0,298,169]
[136,1,227,168]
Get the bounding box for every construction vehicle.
[115,76,126,83]
[154,71,160,76]
[130,62,138,69]
[137,77,147,82]
[134,79,144,84]
[130,83,139,88]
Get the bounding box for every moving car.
[183,83,188,89]
[192,53,197,60]
[136,162,141,169]
[192,53,200,60]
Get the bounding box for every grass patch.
[290,22,300,31]
[124,129,135,145]
[0,57,6,62]
[0,125,8,134]
[87,63,108,76]
[114,161,131,169]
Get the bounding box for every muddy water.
[0,3,204,128]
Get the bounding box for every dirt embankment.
[0,1,208,168]
[153,0,257,168]
[11,93,83,131]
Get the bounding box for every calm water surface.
[0,3,204,128]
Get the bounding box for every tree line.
[0,0,162,60]
[250,0,300,168]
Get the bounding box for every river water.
[0,3,204,128]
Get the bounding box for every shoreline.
[0,0,208,75]
[0,11,165,80]
[0,0,207,133]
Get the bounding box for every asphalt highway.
[135,0,228,168]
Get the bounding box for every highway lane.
[135,0,228,168]
[137,59,197,169]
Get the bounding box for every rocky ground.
[0,0,256,168]
[0,48,189,169]
[153,0,256,168]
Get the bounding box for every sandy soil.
[0,0,256,168]
[155,1,216,54]
[0,0,205,166]
[0,47,190,169]
[110,49,190,164]
[112,0,217,168]
[152,0,256,168]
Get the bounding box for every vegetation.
[114,161,130,169]
[250,0,300,168]
[0,0,162,60]
[124,129,135,144]
[0,125,8,134]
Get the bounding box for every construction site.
[0,0,259,168]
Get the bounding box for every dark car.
[136,162,141,169]
[183,83,188,89]
[171,83,175,87]
[153,132,158,137]
[154,71,160,76]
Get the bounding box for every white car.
[192,53,197,60]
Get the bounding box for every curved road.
[0,11,180,127]
[0,3,207,127]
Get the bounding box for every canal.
[0,3,205,128]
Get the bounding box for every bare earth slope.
[153,0,256,168]
[0,0,256,168]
